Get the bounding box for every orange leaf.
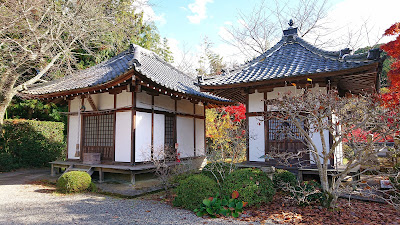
[232,190,239,199]
[243,201,248,207]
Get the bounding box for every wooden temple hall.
[199,20,384,171]
[21,44,231,183]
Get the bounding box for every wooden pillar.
[98,168,104,183]
[264,92,268,162]
[131,90,136,165]
[174,99,178,151]
[204,105,206,155]
[193,103,196,157]
[113,94,117,162]
[79,96,85,161]
[245,92,250,161]
[66,100,71,160]
[151,95,154,159]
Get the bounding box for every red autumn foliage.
[219,104,246,122]
[381,22,400,107]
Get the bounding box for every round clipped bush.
[273,169,297,189]
[57,171,92,193]
[202,162,236,184]
[173,174,219,210]
[222,168,275,206]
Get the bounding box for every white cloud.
[132,0,167,26]
[315,0,399,49]
[187,0,214,24]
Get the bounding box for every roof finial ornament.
[288,19,294,27]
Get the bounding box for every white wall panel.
[68,115,80,159]
[267,86,298,100]
[98,93,114,110]
[154,95,175,112]
[249,91,264,112]
[115,111,132,162]
[136,91,152,109]
[135,112,152,162]
[249,116,265,162]
[153,114,165,159]
[116,90,132,108]
[195,104,205,116]
[70,98,80,112]
[177,116,194,158]
[177,99,194,114]
[310,128,330,165]
[195,119,205,156]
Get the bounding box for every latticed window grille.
[165,115,175,155]
[82,113,115,161]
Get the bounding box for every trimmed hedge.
[57,171,92,193]
[173,174,219,210]
[222,168,275,206]
[0,119,65,171]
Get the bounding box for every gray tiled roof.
[201,31,380,87]
[22,44,228,102]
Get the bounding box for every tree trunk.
[0,73,18,133]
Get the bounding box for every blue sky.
[143,0,399,69]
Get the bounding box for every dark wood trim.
[264,92,268,162]
[204,105,206,155]
[80,96,85,161]
[151,95,154,159]
[246,112,264,117]
[174,99,178,150]
[246,93,249,161]
[131,91,136,164]
[193,103,196,157]
[66,100,70,159]
[113,94,117,162]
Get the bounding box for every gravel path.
[0,169,273,225]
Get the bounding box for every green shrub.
[173,174,219,210]
[56,171,92,193]
[222,168,275,206]
[0,119,65,171]
[202,162,236,184]
[169,171,198,186]
[294,180,324,206]
[273,169,297,189]
[0,151,17,172]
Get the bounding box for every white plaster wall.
[249,91,264,112]
[136,91,152,109]
[195,119,205,156]
[70,98,80,112]
[154,95,175,112]
[249,116,265,162]
[177,116,194,158]
[153,114,165,159]
[135,112,152,162]
[98,92,114,110]
[195,104,205,116]
[115,111,132,162]
[309,84,326,94]
[177,99,194,114]
[267,86,298,100]
[310,128,330,165]
[68,115,80,159]
[117,90,132,108]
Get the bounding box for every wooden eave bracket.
[86,94,98,111]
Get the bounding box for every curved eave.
[200,62,380,91]
[20,68,232,106]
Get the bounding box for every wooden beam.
[151,95,154,159]
[131,90,136,165]
[86,94,98,111]
[246,93,249,161]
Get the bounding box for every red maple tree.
[381,22,400,107]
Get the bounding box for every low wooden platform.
[236,161,361,182]
[50,160,179,184]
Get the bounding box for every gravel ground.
[0,169,274,225]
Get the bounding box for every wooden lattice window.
[268,118,305,142]
[82,113,115,161]
[165,115,175,152]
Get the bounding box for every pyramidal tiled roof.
[201,27,381,87]
[22,44,228,102]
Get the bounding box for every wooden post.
[130,171,136,185]
[51,164,55,177]
[246,92,250,161]
[264,92,268,162]
[193,103,196,157]
[98,167,104,183]
[151,95,154,159]
[131,90,136,165]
